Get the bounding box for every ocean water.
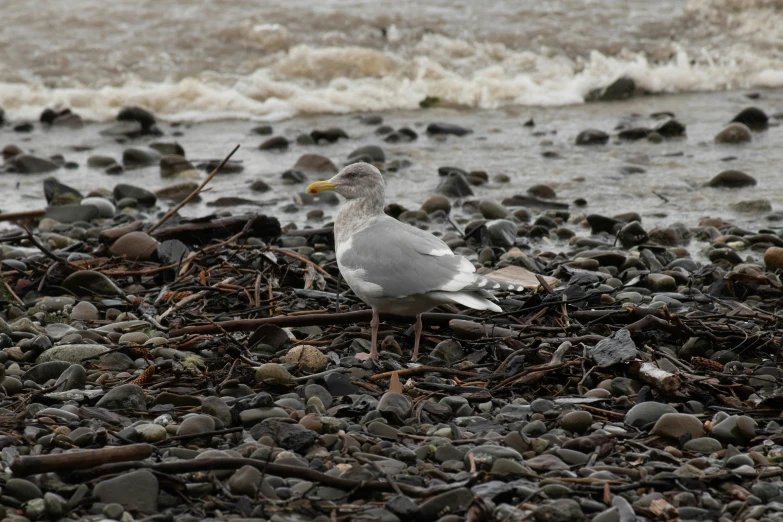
[0,0,781,237]
[2,0,783,121]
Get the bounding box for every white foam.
[2,30,783,123]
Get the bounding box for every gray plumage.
[307,162,520,359]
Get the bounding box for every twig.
[148,144,240,234]
[11,444,154,476]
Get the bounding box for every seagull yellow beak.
[306,180,337,194]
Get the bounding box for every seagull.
[306,162,522,360]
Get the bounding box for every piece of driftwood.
[11,443,154,477]
[151,214,281,244]
[628,361,681,393]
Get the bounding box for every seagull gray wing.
[337,216,512,299]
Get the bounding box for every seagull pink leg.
[412,314,423,361]
[369,308,380,359]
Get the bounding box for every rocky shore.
[0,101,782,522]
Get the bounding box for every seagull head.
[306,162,385,200]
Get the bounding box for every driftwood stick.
[0,209,46,222]
[628,361,681,393]
[11,444,154,477]
[170,311,481,337]
[67,457,462,496]
[369,366,481,382]
[148,144,240,234]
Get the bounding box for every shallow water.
[1,90,780,240]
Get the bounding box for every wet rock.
[37,344,109,363]
[715,123,752,144]
[575,129,609,145]
[311,127,348,143]
[110,232,159,261]
[135,423,167,443]
[117,106,158,134]
[347,145,386,164]
[22,361,71,384]
[5,478,42,501]
[625,402,677,429]
[177,414,215,436]
[155,181,198,202]
[465,445,522,470]
[618,127,650,141]
[421,195,452,214]
[149,142,185,156]
[437,170,474,197]
[426,123,472,136]
[532,499,584,522]
[250,419,319,452]
[281,169,307,184]
[732,106,768,130]
[418,488,473,520]
[122,147,162,168]
[228,465,263,496]
[70,301,99,321]
[618,221,648,247]
[43,177,82,205]
[93,470,158,512]
[96,384,147,411]
[586,214,622,234]
[730,199,771,212]
[44,204,98,223]
[479,199,509,219]
[527,184,556,199]
[650,413,705,439]
[654,119,687,138]
[561,411,593,433]
[11,154,59,173]
[114,184,157,206]
[684,437,722,453]
[486,219,517,248]
[255,363,293,384]
[80,197,116,218]
[764,246,783,270]
[324,372,358,395]
[589,77,636,101]
[590,329,637,367]
[160,154,198,178]
[377,392,412,424]
[251,124,273,135]
[293,153,338,174]
[430,339,464,362]
[259,136,289,150]
[647,273,676,292]
[54,364,87,391]
[250,179,271,192]
[706,170,756,188]
[711,415,757,444]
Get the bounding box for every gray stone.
[625,402,677,429]
[62,270,123,296]
[650,413,705,439]
[37,344,109,363]
[417,487,473,520]
[377,392,412,424]
[560,411,593,433]
[228,465,263,496]
[684,437,722,453]
[177,415,215,436]
[93,470,159,512]
[532,499,585,522]
[464,445,522,471]
[135,423,167,443]
[96,384,146,411]
[21,361,71,384]
[54,364,87,391]
[202,396,232,426]
[5,478,43,501]
[590,329,637,367]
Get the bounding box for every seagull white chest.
[336,234,385,302]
